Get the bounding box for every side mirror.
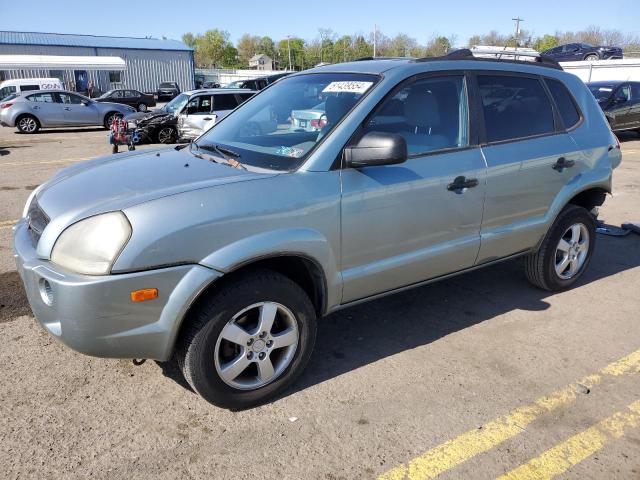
[344,131,408,168]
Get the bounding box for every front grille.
[27,198,49,247]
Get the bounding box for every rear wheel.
[156,126,176,144]
[524,205,596,291]
[16,115,40,134]
[137,103,147,112]
[176,270,317,409]
[104,112,122,129]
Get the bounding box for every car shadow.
[153,233,640,407]
[13,128,106,135]
[0,145,32,156]
[0,271,31,323]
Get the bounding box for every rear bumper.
[13,219,222,360]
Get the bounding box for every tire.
[584,53,599,61]
[16,114,40,134]
[103,112,122,129]
[176,269,317,409]
[137,103,147,112]
[524,204,596,291]
[156,126,176,144]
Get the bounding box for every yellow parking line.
[0,219,18,228]
[497,400,640,480]
[0,157,91,167]
[378,349,640,480]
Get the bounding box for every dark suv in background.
[588,81,640,133]
[543,43,623,62]
[157,82,180,101]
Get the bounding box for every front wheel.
[524,204,596,291]
[176,270,317,409]
[104,112,122,129]
[156,126,176,144]
[584,53,599,61]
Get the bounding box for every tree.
[182,32,196,49]
[192,29,234,68]
[237,34,261,65]
[535,34,558,53]
[424,36,452,57]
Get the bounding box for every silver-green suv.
[14,51,622,409]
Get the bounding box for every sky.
[2,0,639,46]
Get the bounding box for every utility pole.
[512,17,524,49]
[373,24,377,58]
[287,35,292,71]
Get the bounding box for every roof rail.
[413,48,562,70]
[354,56,409,61]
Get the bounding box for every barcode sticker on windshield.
[322,81,373,94]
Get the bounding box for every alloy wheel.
[214,302,299,390]
[157,127,174,143]
[19,117,37,133]
[554,223,589,280]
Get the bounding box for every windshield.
[163,93,190,114]
[224,81,243,88]
[197,73,379,171]
[160,82,176,88]
[588,84,615,101]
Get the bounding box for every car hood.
[36,147,275,224]
[126,110,171,122]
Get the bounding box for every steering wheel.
[239,121,262,137]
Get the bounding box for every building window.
[50,70,65,82]
[109,71,121,83]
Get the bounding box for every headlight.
[51,212,131,275]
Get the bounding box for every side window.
[615,84,631,102]
[545,78,581,129]
[630,83,640,100]
[27,93,56,103]
[0,85,17,99]
[364,75,469,155]
[214,94,239,111]
[186,95,212,114]
[237,93,255,103]
[478,75,555,143]
[58,93,84,104]
[111,90,123,98]
[126,90,140,98]
[20,85,40,92]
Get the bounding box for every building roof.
[0,31,192,51]
[249,54,272,62]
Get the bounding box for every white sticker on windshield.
[599,87,613,92]
[322,81,373,94]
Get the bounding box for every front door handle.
[447,176,479,193]
[552,157,575,172]
[203,117,213,121]
[32,105,40,110]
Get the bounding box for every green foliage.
[535,34,559,53]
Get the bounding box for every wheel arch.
[566,186,608,213]
[15,112,41,128]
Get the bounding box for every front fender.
[200,228,342,309]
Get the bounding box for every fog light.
[39,278,54,306]
[130,288,158,302]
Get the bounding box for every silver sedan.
[0,90,136,133]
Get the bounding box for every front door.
[58,92,100,125]
[181,95,215,136]
[473,73,588,263]
[340,74,486,303]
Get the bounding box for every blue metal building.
[0,31,195,94]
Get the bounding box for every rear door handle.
[63,107,71,111]
[32,105,40,110]
[447,176,479,193]
[552,157,575,172]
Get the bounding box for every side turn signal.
[130,288,158,302]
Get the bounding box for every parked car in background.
[13,52,621,409]
[0,78,63,101]
[587,81,640,133]
[202,81,221,89]
[127,88,255,143]
[95,89,156,112]
[543,43,623,62]
[177,88,256,140]
[0,90,135,133]
[224,72,292,91]
[157,82,180,100]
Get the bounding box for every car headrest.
[324,96,353,123]
[405,91,440,127]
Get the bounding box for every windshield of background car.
[163,93,190,114]
[197,73,380,171]
[160,82,176,88]
[588,84,615,101]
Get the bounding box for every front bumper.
[13,219,221,360]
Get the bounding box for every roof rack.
[413,48,562,70]
[354,56,410,61]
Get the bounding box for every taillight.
[0,103,12,109]
[310,118,327,129]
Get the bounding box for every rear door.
[340,73,487,302]
[212,93,240,121]
[25,92,65,126]
[608,84,632,130]
[125,90,141,107]
[474,73,588,263]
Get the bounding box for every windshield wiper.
[191,142,246,170]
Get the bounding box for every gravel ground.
[0,125,639,479]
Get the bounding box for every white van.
[0,78,63,101]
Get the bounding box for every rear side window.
[545,79,581,129]
[214,94,239,110]
[27,92,56,103]
[478,75,555,143]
